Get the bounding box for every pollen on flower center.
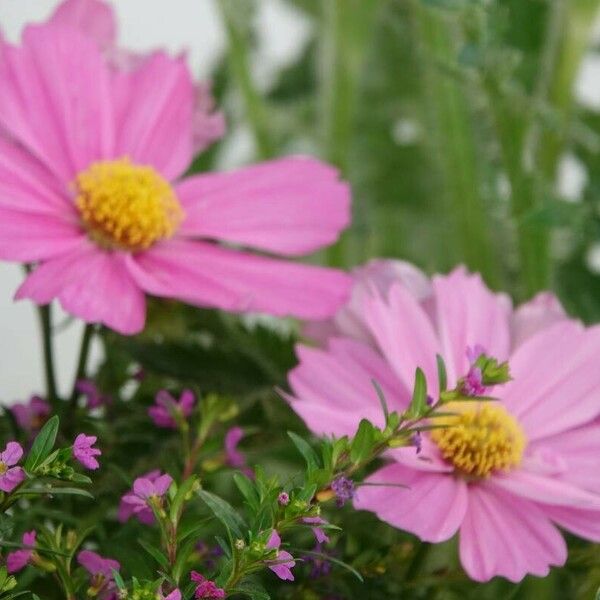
[75,158,184,251]
[430,402,526,478]
[0,462,6,475]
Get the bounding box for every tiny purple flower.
[302,517,330,544]
[148,389,195,429]
[191,571,225,599]
[75,379,111,409]
[411,432,422,455]
[462,366,486,397]
[11,395,50,435]
[6,530,35,573]
[331,477,355,507]
[426,394,435,407]
[307,543,333,579]
[0,442,25,493]
[278,492,290,506]
[160,589,181,600]
[73,434,101,470]
[265,530,295,581]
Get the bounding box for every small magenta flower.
[75,379,111,409]
[6,530,36,573]
[73,434,101,470]
[462,366,486,397]
[302,517,330,544]
[119,470,166,525]
[224,427,253,478]
[11,395,50,435]
[0,442,25,493]
[466,344,486,365]
[278,492,290,506]
[160,589,181,600]
[148,389,195,429]
[265,530,295,581]
[121,472,173,517]
[190,571,225,599]
[78,550,120,600]
[331,476,355,507]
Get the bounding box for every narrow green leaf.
[407,368,427,418]
[436,354,447,392]
[233,473,259,510]
[138,539,169,570]
[24,415,59,472]
[293,547,364,582]
[169,475,197,524]
[197,490,245,539]
[14,486,94,500]
[350,419,375,464]
[287,432,319,471]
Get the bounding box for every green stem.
[218,1,274,159]
[69,324,94,407]
[38,304,59,405]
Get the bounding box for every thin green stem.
[218,1,274,160]
[69,324,94,407]
[38,304,59,405]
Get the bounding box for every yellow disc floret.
[75,158,184,251]
[430,402,526,478]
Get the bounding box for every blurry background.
[3,0,600,401]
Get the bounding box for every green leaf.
[177,516,215,544]
[287,431,319,471]
[231,580,271,600]
[350,419,375,464]
[112,569,125,590]
[13,486,94,500]
[24,415,59,472]
[407,368,427,418]
[233,473,259,510]
[169,475,197,524]
[197,490,246,539]
[436,354,447,392]
[138,539,169,570]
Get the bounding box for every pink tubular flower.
[0,0,351,336]
[75,379,111,409]
[287,264,600,582]
[6,530,36,573]
[148,389,195,428]
[73,434,101,470]
[190,571,225,599]
[10,395,50,435]
[121,472,172,518]
[118,470,162,525]
[265,530,295,581]
[0,442,25,492]
[78,549,120,600]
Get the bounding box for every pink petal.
[16,246,146,335]
[459,485,566,582]
[488,470,600,509]
[431,268,511,386]
[386,436,454,474]
[501,321,600,439]
[1,442,23,466]
[0,467,25,492]
[176,157,350,255]
[0,206,84,262]
[0,24,114,181]
[511,292,568,350]
[153,474,173,496]
[192,81,225,154]
[266,530,281,550]
[354,463,467,543]
[112,52,194,180]
[127,239,351,320]
[364,283,440,393]
[133,478,155,499]
[543,505,600,542]
[48,0,117,51]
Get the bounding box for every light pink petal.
[133,478,155,499]
[1,442,23,466]
[459,485,566,582]
[266,530,281,550]
[431,268,511,386]
[0,25,114,181]
[16,245,146,335]
[488,469,600,509]
[153,474,173,496]
[0,206,84,262]
[501,321,600,439]
[386,437,454,474]
[0,467,25,492]
[511,292,568,350]
[49,0,116,51]
[112,52,194,180]
[192,81,226,153]
[364,283,440,393]
[176,157,350,255]
[354,463,467,543]
[543,505,600,542]
[126,239,351,320]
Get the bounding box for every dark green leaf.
[197,490,246,539]
[407,368,427,418]
[350,419,375,464]
[24,415,59,472]
[287,431,319,471]
[138,539,169,570]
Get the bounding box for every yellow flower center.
[430,402,526,478]
[0,462,7,475]
[75,158,184,251]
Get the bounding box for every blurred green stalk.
[218,1,274,160]
[414,5,498,285]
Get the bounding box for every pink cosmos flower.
[78,549,120,600]
[0,442,25,492]
[265,530,295,581]
[75,379,111,409]
[10,395,50,435]
[287,263,600,582]
[121,472,173,518]
[190,571,225,599]
[148,389,195,429]
[0,0,351,336]
[73,434,101,470]
[6,530,36,573]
